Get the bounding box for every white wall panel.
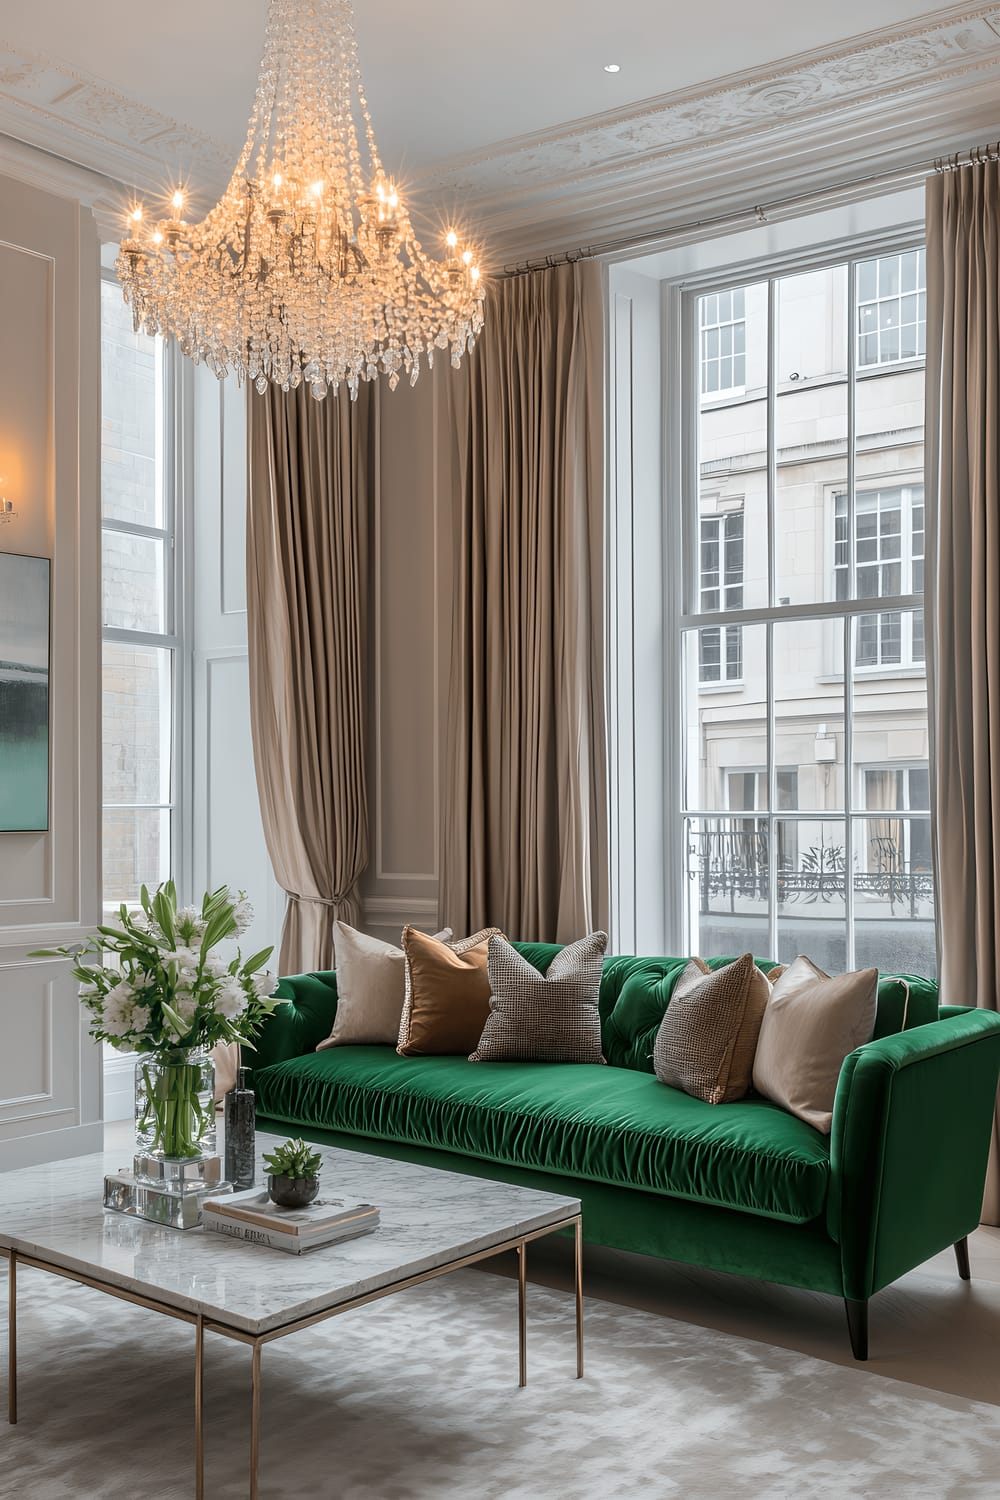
[0,169,102,1169]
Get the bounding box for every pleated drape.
[246,382,373,974]
[442,260,608,943]
[925,163,1000,1225]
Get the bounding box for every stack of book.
[202,1189,379,1253]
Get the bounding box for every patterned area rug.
[0,1262,998,1499]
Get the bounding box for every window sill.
[698,680,745,694]
[815,667,927,685]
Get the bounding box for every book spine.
[203,1216,309,1253]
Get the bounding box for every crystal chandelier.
[116,0,484,398]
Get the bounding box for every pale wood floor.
[105,1120,1000,1408]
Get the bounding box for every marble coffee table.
[0,1134,583,1498]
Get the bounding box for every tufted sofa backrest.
[508,944,939,1075]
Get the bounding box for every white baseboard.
[0,1121,104,1173]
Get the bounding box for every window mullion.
[766,619,778,961]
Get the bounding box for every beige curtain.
[925,161,1000,1225]
[442,260,608,943]
[246,383,373,974]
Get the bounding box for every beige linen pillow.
[653,953,770,1105]
[397,926,503,1056]
[752,954,878,1133]
[470,932,608,1064]
[317,921,452,1049]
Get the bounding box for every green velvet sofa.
[249,946,1000,1359]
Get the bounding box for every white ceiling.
[1,1,968,172]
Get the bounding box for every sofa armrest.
[828,1008,1000,1301]
[247,971,339,1075]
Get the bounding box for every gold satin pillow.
[397,926,503,1056]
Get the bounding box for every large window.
[683,246,933,975]
[100,279,177,913]
[699,510,743,682]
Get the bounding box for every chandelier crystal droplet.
[116,0,485,398]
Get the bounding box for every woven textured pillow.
[652,953,770,1105]
[470,932,608,1064]
[316,922,453,1049]
[397,926,503,1056]
[752,954,878,1133]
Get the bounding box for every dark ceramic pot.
[267,1173,320,1208]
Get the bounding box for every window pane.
[777,818,847,970]
[685,816,769,959]
[775,267,848,605]
[102,530,166,633]
[878,256,901,296]
[851,610,928,804]
[102,642,171,805]
[773,618,845,813]
[103,807,171,906]
[853,816,936,975]
[683,625,766,807]
[100,280,162,529]
[698,281,767,604]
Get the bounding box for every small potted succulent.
[263,1138,323,1208]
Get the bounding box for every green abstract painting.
[0,553,50,832]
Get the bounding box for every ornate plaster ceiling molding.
[0,40,235,214]
[416,5,1000,213]
[413,2,1000,256]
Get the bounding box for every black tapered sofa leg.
[845,1298,869,1360]
[954,1236,972,1281]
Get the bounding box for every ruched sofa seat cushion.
[253,1047,831,1224]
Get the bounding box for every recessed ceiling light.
[604,63,621,73]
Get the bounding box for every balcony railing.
[689,821,933,919]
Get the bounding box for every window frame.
[99,270,186,914]
[674,227,930,969]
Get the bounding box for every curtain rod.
[500,136,1000,275]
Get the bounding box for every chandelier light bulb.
[115,0,485,398]
[462,249,473,265]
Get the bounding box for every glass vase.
[134,1049,216,1162]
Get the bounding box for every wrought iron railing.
[689,822,933,919]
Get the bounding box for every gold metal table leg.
[517,1240,527,1388]
[250,1339,262,1500]
[195,1313,204,1500]
[575,1216,584,1378]
[7,1251,15,1425]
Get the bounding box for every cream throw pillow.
[752,955,878,1133]
[316,921,452,1049]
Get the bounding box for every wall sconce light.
[0,479,16,524]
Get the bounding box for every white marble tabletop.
[0,1134,580,1336]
